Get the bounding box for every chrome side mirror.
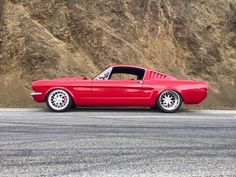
[98,74,106,80]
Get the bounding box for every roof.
[109,64,148,70]
[109,64,176,79]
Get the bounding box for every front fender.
[45,87,76,102]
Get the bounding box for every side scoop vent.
[148,71,176,80]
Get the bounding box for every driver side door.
[91,67,149,106]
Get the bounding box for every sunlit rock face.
[0,0,235,108]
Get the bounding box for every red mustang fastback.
[31,64,208,113]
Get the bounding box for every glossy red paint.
[31,64,208,107]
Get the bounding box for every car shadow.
[67,107,191,113]
[71,107,153,112]
[39,106,192,113]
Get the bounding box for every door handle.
[135,80,143,84]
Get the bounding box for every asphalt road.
[0,108,236,177]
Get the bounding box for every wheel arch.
[156,88,185,103]
[45,87,76,104]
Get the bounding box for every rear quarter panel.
[143,79,208,106]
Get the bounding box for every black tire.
[46,89,73,112]
[156,90,182,113]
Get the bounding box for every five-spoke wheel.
[156,90,182,113]
[46,89,73,112]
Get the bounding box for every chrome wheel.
[47,89,70,111]
[158,90,181,112]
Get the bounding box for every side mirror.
[98,74,106,80]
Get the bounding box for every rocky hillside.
[0,0,235,108]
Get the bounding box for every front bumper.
[31,92,45,102]
[30,92,42,96]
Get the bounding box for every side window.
[109,67,145,80]
[110,73,138,80]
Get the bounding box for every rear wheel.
[157,90,182,113]
[46,89,73,112]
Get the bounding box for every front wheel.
[46,89,73,112]
[156,90,182,113]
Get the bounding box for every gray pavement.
[0,108,236,177]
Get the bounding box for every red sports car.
[31,64,208,113]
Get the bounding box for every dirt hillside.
[0,0,235,108]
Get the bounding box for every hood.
[52,77,88,81]
[32,77,89,87]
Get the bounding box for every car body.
[31,64,208,112]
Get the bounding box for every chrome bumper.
[30,92,42,96]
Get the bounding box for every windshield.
[93,67,112,80]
